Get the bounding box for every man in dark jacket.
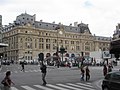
[40,63,47,86]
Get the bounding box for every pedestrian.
[40,62,47,86]
[80,66,85,81]
[21,61,25,72]
[108,63,113,72]
[56,60,60,68]
[85,66,90,81]
[103,65,107,76]
[1,71,14,90]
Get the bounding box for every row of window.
[4,29,94,40]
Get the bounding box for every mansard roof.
[2,13,92,34]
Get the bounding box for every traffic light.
[59,46,67,54]
[38,53,44,61]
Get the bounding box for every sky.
[0,0,120,37]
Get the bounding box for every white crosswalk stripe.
[66,83,95,90]
[10,82,96,90]
[34,85,54,90]
[76,83,93,88]
[21,86,36,90]
[47,84,69,90]
[56,84,83,90]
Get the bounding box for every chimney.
[40,20,43,22]
[74,22,78,27]
[69,23,72,26]
[52,21,55,24]
[59,22,61,25]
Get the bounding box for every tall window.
[46,44,50,49]
[39,38,44,42]
[39,43,44,49]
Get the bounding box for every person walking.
[108,63,113,72]
[80,66,85,81]
[103,64,107,76]
[40,62,47,86]
[21,62,25,72]
[1,71,14,90]
[85,66,90,81]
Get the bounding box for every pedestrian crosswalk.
[2,69,41,74]
[10,82,96,90]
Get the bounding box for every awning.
[0,43,8,47]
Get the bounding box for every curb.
[0,67,2,71]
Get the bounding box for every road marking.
[11,87,19,90]
[34,85,54,90]
[10,82,94,90]
[47,84,69,90]
[21,86,36,90]
[76,83,93,88]
[67,83,95,90]
[57,83,83,90]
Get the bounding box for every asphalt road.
[0,64,119,90]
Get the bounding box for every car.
[102,71,120,90]
[2,60,10,65]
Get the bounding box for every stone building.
[0,13,111,61]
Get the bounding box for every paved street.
[0,64,120,90]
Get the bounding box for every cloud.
[83,0,94,8]
[1,0,120,37]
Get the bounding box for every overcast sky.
[1,0,120,37]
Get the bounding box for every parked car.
[2,60,10,65]
[102,71,120,90]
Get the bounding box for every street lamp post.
[56,30,63,54]
[55,26,64,68]
[55,26,60,56]
[59,45,67,62]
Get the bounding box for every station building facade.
[0,13,111,62]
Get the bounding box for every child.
[2,71,14,90]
